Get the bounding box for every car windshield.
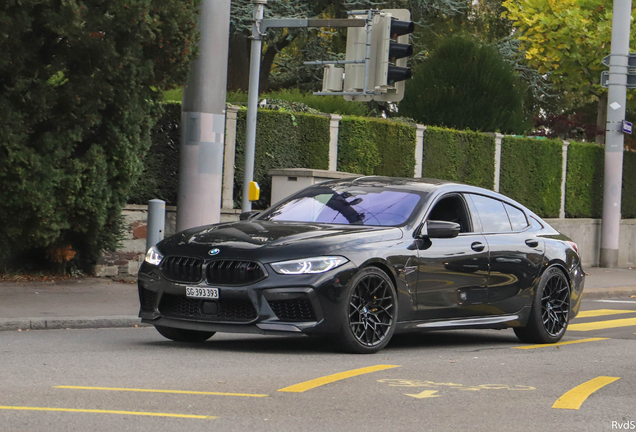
[259,186,425,226]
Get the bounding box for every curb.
[582,288,636,299]
[0,315,150,332]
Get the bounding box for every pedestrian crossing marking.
[552,376,620,410]
[569,317,636,331]
[575,309,636,319]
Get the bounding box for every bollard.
[146,199,166,252]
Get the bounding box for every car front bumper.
[137,261,358,336]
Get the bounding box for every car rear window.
[260,188,424,226]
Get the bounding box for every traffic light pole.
[600,0,632,268]
[241,6,366,212]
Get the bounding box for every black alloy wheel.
[514,266,571,344]
[337,267,397,354]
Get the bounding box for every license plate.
[185,286,219,300]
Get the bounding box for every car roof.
[317,176,530,211]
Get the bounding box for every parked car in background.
[138,177,584,353]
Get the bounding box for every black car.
[138,177,584,353]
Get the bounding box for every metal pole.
[242,0,267,212]
[600,0,631,268]
[177,0,231,231]
[146,199,166,251]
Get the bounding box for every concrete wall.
[95,205,241,278]
[545,218,636,268]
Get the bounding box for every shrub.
[399,36,530,134]
[565,141,604,218]
[623,151,636,218]
[337,117,416,177]
[234,109,330,208]
[421,127,495,188]
[500,137,563,217]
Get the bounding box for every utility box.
[268,168,362,205]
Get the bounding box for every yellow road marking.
[0,405,216,419]
[405,390,440,399]
[54,385,267,398]
[569,317,636,331]
[277,365,400,393]
[513,338,609,350]
[575,309,636,319]
[552,376,620,410]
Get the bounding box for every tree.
[502,0,636,140]
[0,0,199,269]
[399,36,529,133]
[227,0,471,93]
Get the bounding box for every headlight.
[145,246,164,266]
[271,256,348,275]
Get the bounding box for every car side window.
[504,203,529,231]
[427,194,473,233]
[469,194,512,233]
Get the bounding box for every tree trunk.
[259,37,295,94]
[596,92,607,145]
[227,33,250,92]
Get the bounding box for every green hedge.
[234,109,330,209]
[623,151,636,218]
[565,141,604,218]
[337,117,416,177]
[129,102,181,205]
[421,127,495,189]
[500,137,563,218]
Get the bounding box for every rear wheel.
[155,325,215,343]
[514,266,570,344]
[336,267,398,354]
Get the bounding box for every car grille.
[161,257,203,283]
[269,298,316,322]
[139,288,158,312]
[159,293,258,322]
[206,260,265,285]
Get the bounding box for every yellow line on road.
[54,385,267,398]
[575,309,636,319]
[0,405,216,419]
[569,317,636,331]
[552,376,620,410]
[277,365,400,393]
[513,338,609,350]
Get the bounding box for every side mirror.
[426,220,461,239]
[239,211,261,221]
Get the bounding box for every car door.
[467,194,545,315]
[415,193,491,320]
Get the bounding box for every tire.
[514,266,571,344]
[336,267,398,354]
[155,325,215,343]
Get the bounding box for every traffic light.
[342,9,414,102]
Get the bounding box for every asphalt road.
[1,297,635,432]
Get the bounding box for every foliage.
[502,0,636,105]
[234,109,330,209]
[565,142,604,218]
[226,89,371,116]
[421,127,495,189]
[500,137,563,218]
[623,151,636,219]
[399,37,529,134]
[129,102,181,206]
[533,112,603,142]
[0,0,199,266]
[337,117,416,177]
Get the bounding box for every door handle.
[471,242,485,252]
[525,239,539,248]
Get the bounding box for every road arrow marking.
[404,390,440,399]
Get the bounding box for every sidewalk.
[0,268,634,332]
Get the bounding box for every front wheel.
[514,266,571,344]
[155,325,215,343]
[336,267,398,354]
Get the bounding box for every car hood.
[158,220,403,263]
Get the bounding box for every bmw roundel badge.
[208,248,220,256]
